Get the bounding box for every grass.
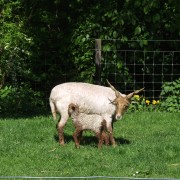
[0,112,180,178]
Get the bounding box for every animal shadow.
[115,137,131,145]
[54,133,97,145]
[54,133,130,146]
[54,133,74,144]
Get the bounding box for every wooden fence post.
[95,39,101,85]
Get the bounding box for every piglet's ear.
[71,105,76,111]
[69,103,78,112]
[127,88,145,99]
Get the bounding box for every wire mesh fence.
[30,39,179,111]
[93,39,180,100]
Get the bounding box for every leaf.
[120,19,124,25]
[103,44,111,52]
[143,6,149,14]
[135,26,141,35]
[117,62,123,69]
[82,37,86,42]
[143,40,148,45]
[113,31,118,38]
[121,36,128,42]
[153,14,160,23]
[86,34,89,39]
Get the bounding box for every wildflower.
[152,100,156,105]
[133,95,140,101]
[146,100,150,105]
[156,100,160,104]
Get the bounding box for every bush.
[0,83,45,116]
[160,78,180,112]
[128,95,161,112]
[128,78,180,113]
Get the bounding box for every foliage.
[21,0,76,86]
[0,0,33,87]
[69,0,179,86]
[0,84,44,115]
[70,29,94,82]
[0,0,179,115]
[129,95,161,112]
[0,1,44,115]
[0,86,12,113]
[160,78,180,112]
[128,78,180,112]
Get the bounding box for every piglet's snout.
[115,114,122,120]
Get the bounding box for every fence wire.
[94,39,180,100]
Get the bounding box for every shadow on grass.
[0,110,51,120]
[54,133,130,146]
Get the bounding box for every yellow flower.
[133,95,140,101]
[156,100,160,104]
[152,100,156,105]
[146,100,150,105]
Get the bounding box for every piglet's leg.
[96,132,103,149]
[73,128,82,148]
[106,122,116,147]
[102,131,109,145]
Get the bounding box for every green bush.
[128,95,161,112]
[0,86,13,113]
[0,83,44,116]
[160,78,180,112]
[128,78,180,112]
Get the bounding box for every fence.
[94,39,180,100]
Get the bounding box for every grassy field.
[0,112,179,179]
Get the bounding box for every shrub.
[128,95,146,112]
[0,83,44,116]
[129,78,180,113]
[128,95,161,112]
[160,78,180,113]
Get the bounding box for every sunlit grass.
[0,112,179,178]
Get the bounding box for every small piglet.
[68,103,109,148]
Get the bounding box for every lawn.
[0,112,179,179]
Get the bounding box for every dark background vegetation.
[0,0,180,115]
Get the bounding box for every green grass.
[0,112,180,178]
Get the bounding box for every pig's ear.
[68,103,76,111]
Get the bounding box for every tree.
[0,0,179,115]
